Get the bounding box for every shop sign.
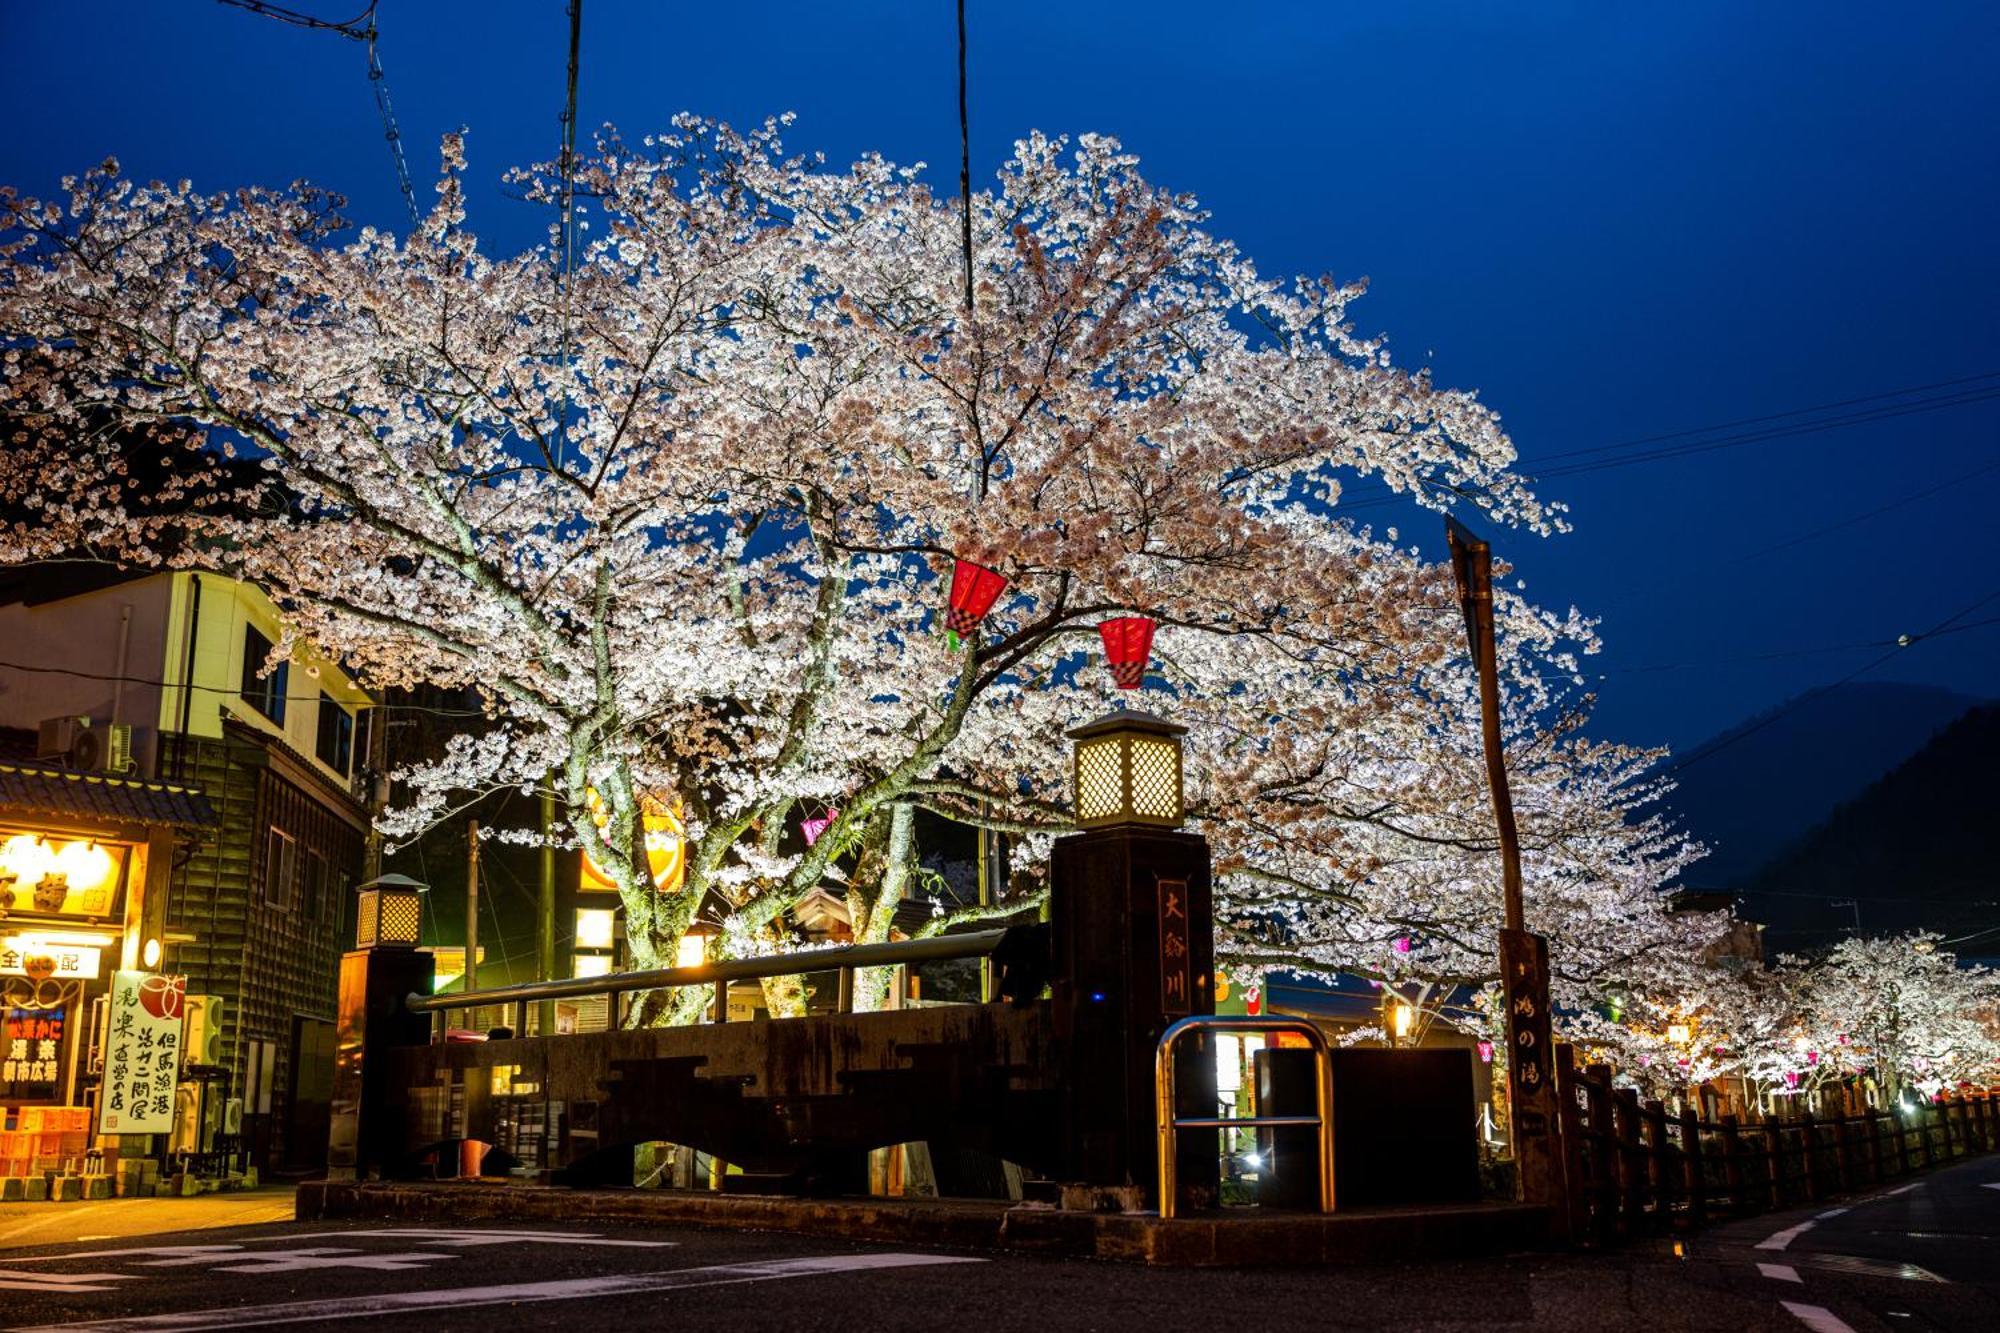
[0,833,127,918]
[1,1007,65,1091]
[0,938,102,980]
[98,970,184,1135]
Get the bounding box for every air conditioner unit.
[35,715,89,761]
[182,994,227,1069]
[71,723,133,774]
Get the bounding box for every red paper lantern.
[800,808,839,847]
[1098,616,1156,689]
[944,559,1009,648]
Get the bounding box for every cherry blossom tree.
[2,118,1660,1025]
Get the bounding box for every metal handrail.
[406,926,1011,1014]
[1156,1014,1335,1220]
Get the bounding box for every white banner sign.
[98,970,184,1135]
[0,937,101,980]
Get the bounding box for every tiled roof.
[0,759,218,830]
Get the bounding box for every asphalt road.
[0,1160,1989,1331]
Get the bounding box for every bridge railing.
[406,926,1021,1036]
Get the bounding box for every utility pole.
[1445,518,1560,1220]
[539,789,557,1038]
[465,818,481,999]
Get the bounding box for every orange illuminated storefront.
[0,760,216,1155]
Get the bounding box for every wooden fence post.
[1553,1044,1586,1245]
[1679,1106,1707,1229]
[1868,1108,1887,1186]
[1585,1064,1619,1246]
[1798,1112,1821,1204]
[1830,1113,1854,1195]
[1890,1103,1910,1176]
[1640,1098,1669,1231]
[1719,1114,1746,1214]
[1763,1113,1785,1208]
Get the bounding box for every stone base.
[298,1180,1550,1268]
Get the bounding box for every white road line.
[1757,1263,1803,1284]
[1,1230,674,1265]
[1814,1207,1849,1220]
[1781,1302,1858,1333]
[1757,1220,1815,1251]
[4,1252,984,1332]
[1883,1183,1920,1196]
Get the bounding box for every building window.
[314,694,353,776]
[240,625,287,725]
[301,850,332,924]
[263,828,296,910]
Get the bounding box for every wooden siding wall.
[163,732,364,1167]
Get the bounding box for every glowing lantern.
[800,807,839,847]
[580,789,686,894]
[1393,936,1412,954]
[1477,1040,1494,1064]
[1784,1070,1800,1088]
[1098,616,1156,689]
[1667,1022,1691,1046]
[1806,1049,1820,1066]
[944,559,1008,650]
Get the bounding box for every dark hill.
[1662,681,1981,891]
[1740,703,2000,953]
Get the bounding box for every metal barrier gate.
[1156,1014,1334,1219]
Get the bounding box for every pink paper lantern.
[1393,936,1412,954]
[1477,1041,1494,1064]
[801,808,839,847]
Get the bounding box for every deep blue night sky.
[3,1,1995,750]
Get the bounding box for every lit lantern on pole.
[354,873,427,950]
[1068,708,1186,829]
[1098,616,1156,689]
[943,559,1008,650]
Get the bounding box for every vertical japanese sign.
[98,971,184,1135]
[1158,877,1192,1017]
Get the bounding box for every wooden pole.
[538,790,556,1039]
[465,818,481,1000]
[1446,518,1557,1213]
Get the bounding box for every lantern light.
[1067,708,1186,829]
[575,907,617,951]
[1393,936,1412,954]
[141,937,162,969]
[1477,1040,1494,1064]
[1390,1002,1414,1041]
[354,873,427,950]
[944,559,1009,649]
[1098,616,1156,689]
[1667,1022,1691,1046]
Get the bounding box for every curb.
[298,1180,1551,1268]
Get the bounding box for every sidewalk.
[0,1183,297,1250]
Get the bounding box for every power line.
[1335,373,2000,513]
[215,1,419,224]
[1669,586,2000,775]
[0,655,488,717]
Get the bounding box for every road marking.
[5,1252,983,1331]
[1981,1182,2000,1191]
[1757,1263,1803,1283]
[1814,1207,1848,1219]
[0,1269,137,1295]
[1883,1183,1920,1196]
[284,1228,675,1249]
[1781,1302,1858,1333]
[135,1246,461,1275]
[1794,1253,1946,1283]
[1757,1220,1815,1251]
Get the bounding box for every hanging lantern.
[801,807,839,847]
[944,559,1008,650]
[1393,936,1412,955]
[1098,616,1156,689]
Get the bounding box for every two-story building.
[0,566,375,1171]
